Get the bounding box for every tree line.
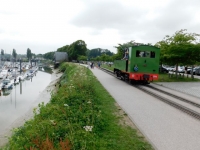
[0,48,39,62]
[156,29,200,66]
[43,40,115,62]
[44,29,200,70]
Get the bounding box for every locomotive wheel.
[124,74,129,81]
[128,79,132,84]
[115,71,124,80]
[114,71,118,77]
[120,76,125,80]
[125,77,130,83]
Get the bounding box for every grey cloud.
[0,10,14,15]
[0,28,4,34]
[0,39,58,54]
[71,0,145,31]
[150,0,200,42]
[71,0,200,45]
[121,0,200,43]
[155,3,194,31]
[88,29,101,35]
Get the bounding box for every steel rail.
[146,85,200,108]
[135,85,200,120]
[99,67,200,120]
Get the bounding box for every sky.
[0,0,200,55]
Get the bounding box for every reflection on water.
[2,89,12,96]
[1,81,23,96]
[0,71,51,136]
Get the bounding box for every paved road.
[156,72,200,98]
[89,67,200,150]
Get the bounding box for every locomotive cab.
[114,45,160,84]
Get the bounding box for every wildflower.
[87,101,91,104]
[64,104,69,107]
[50,120,57,126]
[50,120,54,123]
[83,126,93,132]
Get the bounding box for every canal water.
[0,71,52,145]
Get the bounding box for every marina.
[0,61,52,145]
[0,61,38,90]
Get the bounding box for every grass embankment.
[2,63,153,150]
[156,73,200,82]
[101,64,200,82]
[101,64,114,71]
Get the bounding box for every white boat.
[1,79,13,89]
[10,79,15,85]
[16,75,26,81]
[0,70,8,79]
[13,78,19,84]
[26,72,34,77]
[0,73,4,79]
[2,89,12,96]
[26,69,35,77]
[25,65,29,70]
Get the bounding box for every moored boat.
[0,73,4,79]
[0,70,9,79]
[1,79,13,89]
[17,75,26,81]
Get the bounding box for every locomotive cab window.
[150,51,155,58]
[136,50,155,58]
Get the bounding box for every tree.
[1,49,4,56]
[12,49,17,59]
[36,54,43,59]
[99,54,112,62]
[43,51,55,60]
[27,48,32,61]
[57,45,69,52]
[31,53,36,59]
[157,29,200,78]
[88,48,114,59]
[1,49,4,61]
[67,40,87,61]
[77,55,87,61]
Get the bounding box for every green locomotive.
[114,45,160,84]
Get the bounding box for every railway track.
[99,67,200,120]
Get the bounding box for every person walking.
[90,62,92,69]
[98,62,101,68]
[91,62,94,69]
